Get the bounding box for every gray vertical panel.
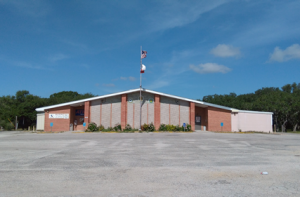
[90,100,100,126]
[134,103,140,129]
[141,102,147,125]
[160,96,170,125]
[148,103,154,125]
[127,103,133,128]
[170,103,179,125]
[180,100,190,125]
[111,103,121,127]
[100,95,121,128]
[127,91,155,128]
[101,103,111,128]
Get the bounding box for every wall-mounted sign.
[75,109,84,116]
[196,116,201,123]
[148,98,154,103]
[49,114,69,119]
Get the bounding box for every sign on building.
[49,114,69,119]
[75,109,84,116]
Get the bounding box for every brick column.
[121,94,127,129]
[84,101,90,124]
[154,94,161,130]
[190,102,195,131]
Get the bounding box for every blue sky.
[1,0,300,100]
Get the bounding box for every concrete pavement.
[0,131,299,196]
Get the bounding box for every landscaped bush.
[107,127,113,131]
[148,122,155,132]
[159,124,167,131]
[86,122,98,132]
[113,123,121,131]
[123,124,132,132]
[175,125,182,131]
[186,124,191,131]
[166,124,176,131]
[97,124,104,131]
[141,123,155,132]
[142,123,149,131]
[158,123,192,132]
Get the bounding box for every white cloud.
[147,0,229,32]
[147,80,170,90]
[269,44,300,62]
[102,83,115,87]
[190,63,231,74]
[120,76,136,81]
[128,76,136,81]
[210,44,240,57]
[49,54,68,62]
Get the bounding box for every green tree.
[48,91,95,105]
[200,83,300,132]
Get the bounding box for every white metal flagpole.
[139,46,142,131]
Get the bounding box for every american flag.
[141,50,147,59]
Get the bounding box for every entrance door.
[195,116,201,130]
[74,117,84,131]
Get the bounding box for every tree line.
[1,83,299,132]
[199,82,300,132]
[0,90,95,130]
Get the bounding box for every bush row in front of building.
[85,122,192,132]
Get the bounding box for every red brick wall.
[195,107,208,129]
[44,106,71,132]
[207,106,231,131]
[84,101,90,124]
[190,102,195,131]
[121,94,127,129]
[154,94,161,130]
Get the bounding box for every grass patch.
[209,131,272,134]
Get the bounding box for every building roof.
[35,88,273,114]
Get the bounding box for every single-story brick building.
[35,88,273,132]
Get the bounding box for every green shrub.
[0,120,14,131]
[159,124,166,131]
[165,124,176,131]
[97,125,104,131]
[148,122,155,132]
[187,124,191,131]
[5,123,14,131]
[142,123,149,131]
[86,122,98,132]
[123,124,132,132]
[113,123,121,131]
[175,125,182,131]
[107,127,113,131]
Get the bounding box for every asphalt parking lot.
[0,131,299,197]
